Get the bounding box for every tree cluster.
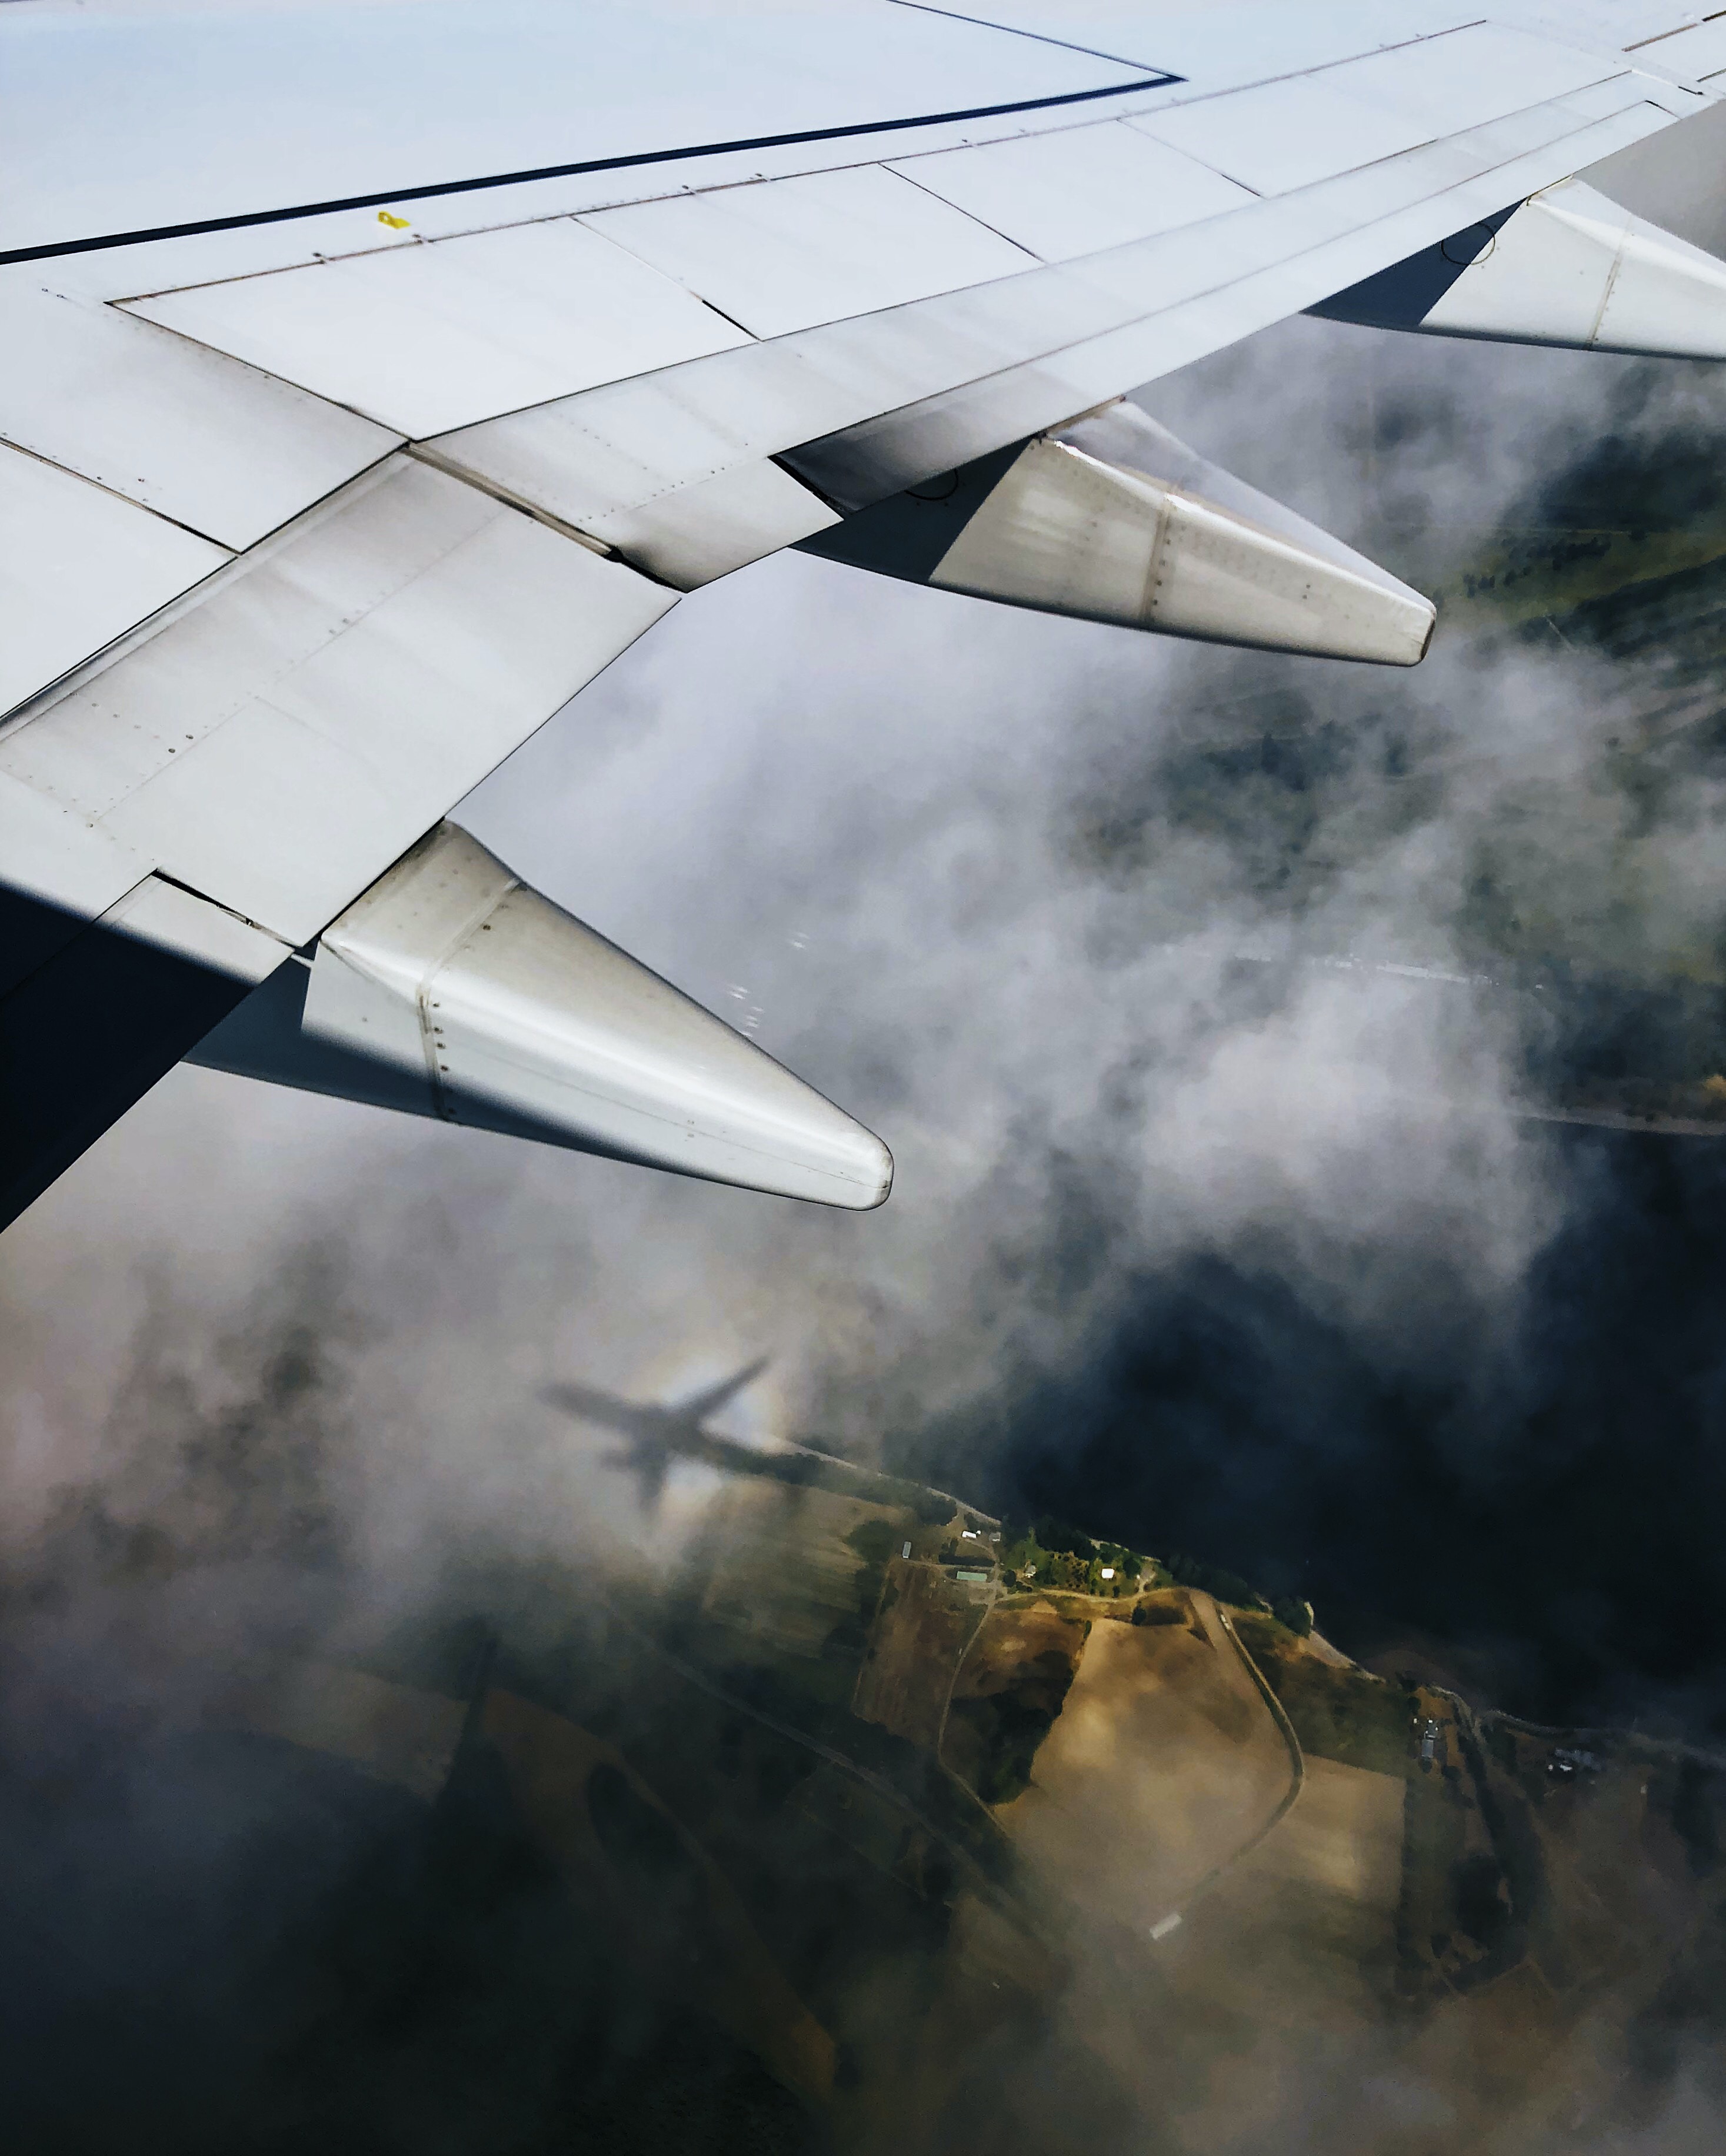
[1164,1549,1264,1610]
[998,1517,1148,1596]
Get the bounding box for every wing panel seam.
[0,78,1184,270]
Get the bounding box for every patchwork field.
[1235,1611,1415,1776]
[851,1558,985,1750]
[942,1598,1088,1803]
[684,1482,907,1692]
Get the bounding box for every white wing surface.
[3,0,1722,1226]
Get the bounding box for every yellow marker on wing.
[377,211,411,229]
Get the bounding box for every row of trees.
[997,1518,1148,1595]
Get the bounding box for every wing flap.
[3,285,396,551]
[0,769,149,951]
[787,84,1674,509]
[582,459,841,590]
[582,162,1033,338]
[435,79,1665,557]
[1135,24,1620,197]
[892,115,1254,262]
[121,219,752,441]
[1,454,676,947]
[0,443,230,715]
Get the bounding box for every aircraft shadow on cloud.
[544,1359,967,1523]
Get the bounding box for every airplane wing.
[5,0,1724,1226]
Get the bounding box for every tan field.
[949,1598,1086,1705]
[1258,1753,1405,1908]
[689,1481,901,1661]
[1162,1755,1407,2033]
[992,1596,1293,1932]
[851,1557,984,1748]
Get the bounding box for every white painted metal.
[419,433,840,586]
[1502,5,1715,53]
[583,165,1032,339]
[438,81,1664,541]
[578,460,841,589]
[2,286,396,550]
[99,874,291,983]
[922,419,1434,664]
[1134,23,1618,197]
[1,0,1714,1225]
[292,823,893,1207]
[123,219,751,440]
[1632,19,1726,80]
[0,768,149,920]
[431,322,1012,542]
[2,0,1157,264]
[893,118,1254,262]
[8,4,1697,316]
[1059,404,1430,600]
[25,94,1174,311]
[1418,179,1726,355]
[0,455,677,946]
[970,2,1485,91]
[787,86,1670,507]
[0,444,229,717]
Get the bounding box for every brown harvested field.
[992,1596,1292,1931]
[942,1598,1089,1802]
[1161,1757,1406,2033]
[688,1481,905,1665]
[1265,1755,1405,1908]
[1510,1755,1690,1994]
[1398,1959,1570,2120]
[851,1558,985,1749]
[949,1599,1088,1702]
[1235,1612,1414,1776]
[1036,1757,1407,2156]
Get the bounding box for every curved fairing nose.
[197,823,894,1209]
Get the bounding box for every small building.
[954,1567,991,1585]
[1100,1566,1115,1581]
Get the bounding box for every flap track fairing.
[797,404,1435,666]
[188,823,892,1209]
[1311,179,1726,360]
